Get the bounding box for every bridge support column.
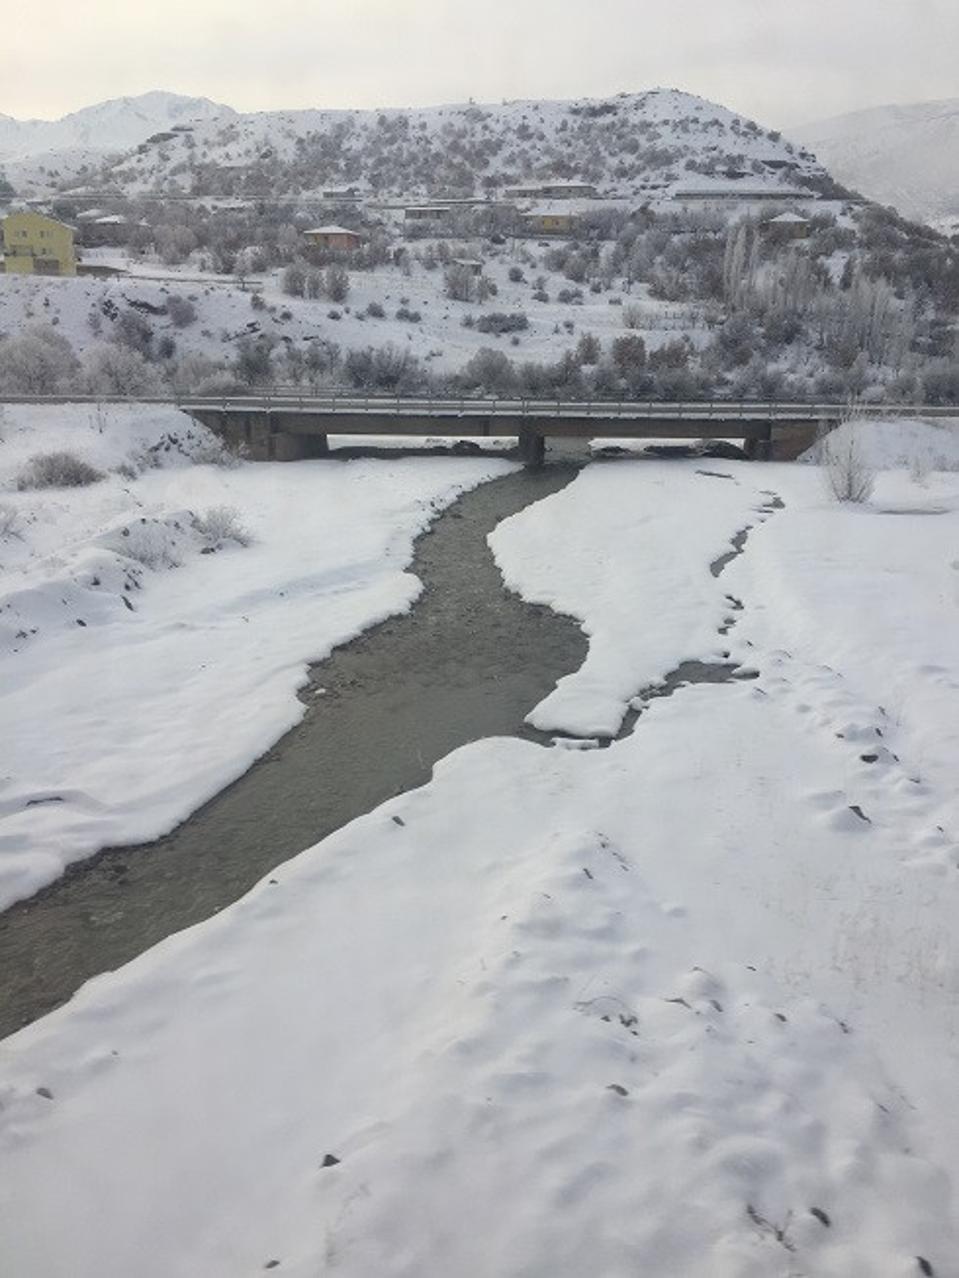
[768,421,823,461]
[518,426,546,467]
[744,423,773,461]
[272,432,329,461]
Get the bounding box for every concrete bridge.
[180,394,954,463]
[4,394,957,463]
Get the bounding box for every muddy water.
[0,463,587,1038]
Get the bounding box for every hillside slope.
[791,98,959,224]
[90,88,831,203]
[0,92,235,194]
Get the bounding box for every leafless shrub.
[16,451,105,491]
[191,505,252,548]
[820,413,876,504]
[908,451,931,486]
[190,434,245,468]
[0,503,23,541]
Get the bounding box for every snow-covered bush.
[475,312,528,335]
[820,422,876,504]
[191,505,252,549]
[16,451,105,491]
[281,263,306,297]
[166,295,197,328]
[324,265,349,304]
[83,344,163,397]
[189,435,244,468]
[0,325,79,394]
[0,503,23,541]
[444,263,476,302]
[116,520,187,569]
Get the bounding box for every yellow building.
[2,211,77,276]
[524,209,577,236]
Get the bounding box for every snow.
[79,87,825,206]
[792,97,959,224]
[489,460,763,736]
[304,225,361,236]
[0,404,512,907]
[0,245,710,374]
[1,415,959,1275]
[800,414,959,473]
[0,92,234,197]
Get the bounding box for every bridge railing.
[1,391,958,421]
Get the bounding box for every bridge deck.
[3,395,956,462]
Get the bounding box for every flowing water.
[0,462,587,1037]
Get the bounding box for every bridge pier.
[272,431,328,461]
[518,426,546,467]
[744,423,772,461]
[188,409,329,461]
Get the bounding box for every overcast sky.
[3,0,958,127]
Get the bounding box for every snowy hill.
[84,88,831,203]
[791,98,959,224]
[0,92,235,194]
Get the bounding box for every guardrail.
[3,393,959,421]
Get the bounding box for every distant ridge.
[790,97,959,224]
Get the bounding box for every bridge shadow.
[322,438,749,465]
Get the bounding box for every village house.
[403,205,454,222]
[78,214,146,248]
[763,211,812,243]
[302,225,364,251]
[505,180,598,200]
[523,207,577,236]
[1,210,77,275]
[672,187,817,214]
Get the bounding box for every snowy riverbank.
[1,413,958,1275]
[0,404,512,907]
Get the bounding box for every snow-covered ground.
[0,404,512,907]
[0,248,710,377]
[1,414,959,1276]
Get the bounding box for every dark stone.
[321,1154,341,1168]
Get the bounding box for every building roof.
[673,186,812,200]
[768,211,810,224]
[507,180,596,192]
[304,225,362,236]
[525,207,576,220]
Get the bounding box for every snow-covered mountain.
[0,91,233,160]
[57,88,833,204]
[0,92,235,195]
[791,98,959,224]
